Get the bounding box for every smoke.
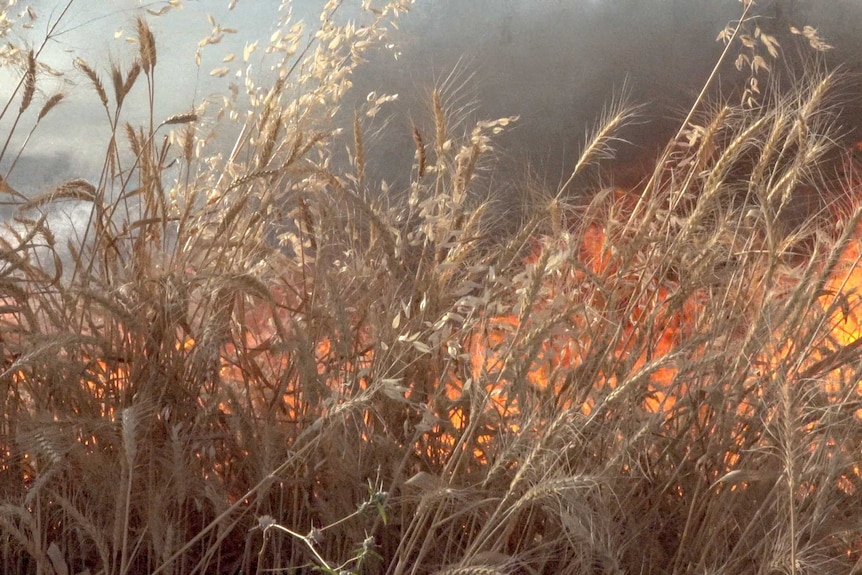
[4,0,862,194]
[347,0,862,191]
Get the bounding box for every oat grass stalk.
[3,2,862,574]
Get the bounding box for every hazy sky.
[4,0,862,193]
[3,1,292,187]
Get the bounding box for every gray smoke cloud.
[3,0,862,196]
[353,0,862,191]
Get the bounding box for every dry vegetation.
[1,1,862,574]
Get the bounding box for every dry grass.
[1,1,862,574]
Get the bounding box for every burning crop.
[1,1,862,574]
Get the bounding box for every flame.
[7,154,862,535]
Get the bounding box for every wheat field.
[1,1,862,574]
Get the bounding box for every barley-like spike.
[257,101,274,140]
[22,179,97,210]
[226,168,281,191]
[20,50,36,113]
[161,113,198,126]
[124,122,141,159]
[560,83,640,197]
[549,198,562,236]
[695,104,731,169]
[412,124,426,180]
[798,72,834,124]
[181,124,195,164]
[123,60,142,98]
[454,143,480,204]
[110,61,125,107]
[258,115,281,168]
[284,131,304,167]
[136,16,157,74]
[76,58,109,108]
[36,93,64,122]
[433,88,446,160]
